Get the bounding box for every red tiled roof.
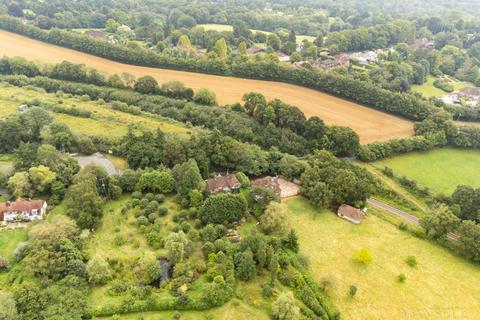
[0,199,45,214]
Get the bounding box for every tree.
[199,193,247,224]
[139,170,174,193]
[28,165,56,194]
[283,229,299,252]
[234,250,256,281]
[267,33,281,50]
[172,159,205,196]
[238,41,248,56]
[457,220,480,263]
[40,122,76,152]
[420,205,460,240]
[86,256,112,285]
[121,72,136,87]
[247,186,278,217]
[325,126,360,157]
[278,154,305,179]
[8,172,32,198]
[23,216,83,280]
[272,292,300,320]
[0,291,18,320]
[193,88,217,106]
[260,202,288,234]
[213,38,228,60]
[242,92,267,116]
[165,231,190,264]
[134,254,162,285]
[134,75,159,94]
[105,19,119,32]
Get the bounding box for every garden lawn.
[0,228,26,257]
[96,298,270,320]
[284,197,480,320]
[375,148,480,195]
[412,76,472,98]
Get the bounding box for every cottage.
[207,174,241,194]
[84,30,107,38]
[251,176,299,198]
[247,46,264,55]
[275,51,291,62]
[337,204,364,224]
[0,199,47,222]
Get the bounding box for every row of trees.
[0,16,438,122]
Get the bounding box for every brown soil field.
[0,29,414,143]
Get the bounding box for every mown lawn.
[375,148,480,195]
[0,228,27,257]
[97,298,270,320]
[284,197,480,320]
[411,76,471,98]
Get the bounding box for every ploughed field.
[0,30,415,144]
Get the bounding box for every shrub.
[405,256,417,267]
[87,256,112,285]
[159,207,169,216]
[261,282,274,298]
[137,216,149,226]
[397,273,406,283]
[0,256,9,271]
[193,88,217,106]
[114,234,126,246]
[199,193,247,225]
[348,285,357,298]
[272,291,300,320]
[353,248,372,266]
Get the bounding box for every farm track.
[0,29,415,144]
[368,198,459,241]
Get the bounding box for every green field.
[197,24,315,44]
[412,76,472,98]
[284,197,480,320]
[375,148,480,194]
[0,228,27,258]
[0,83,189,137]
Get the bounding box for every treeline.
[0,58,360,157]
[0,16,437,122]
[359,111,480,161]
[325,19,416,53]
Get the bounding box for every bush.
[199,193,247,225]
[433,79,454,93]
[397,273,406,283]
[193,88,217,106]
[114,234,126,246]
[405,256,417,267]
[87,256,112,285]
[159,207,169,216]
[348,285,357,298]
[0,256,9,271]
[137,216,149,226]
[353,248,372,266]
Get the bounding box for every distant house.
[247,46,264,55]
[251,176,299,198]
[207,174,241,194]
[337,204,364,224]
[0,199,47,222]
[275,51,291,62]
[443,87,480,107]
[84,30,106,39]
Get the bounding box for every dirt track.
[0,30,414,143]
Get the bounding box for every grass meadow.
[0,83,190,137]
[375,148,480,195]
[284,197,480,320]
[0,228,26,258]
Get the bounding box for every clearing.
[0,29,414,144]
[375,148,480,195]
[197,23,316,43]
[285,197,480,320]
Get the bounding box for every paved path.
[368,198,459,241]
